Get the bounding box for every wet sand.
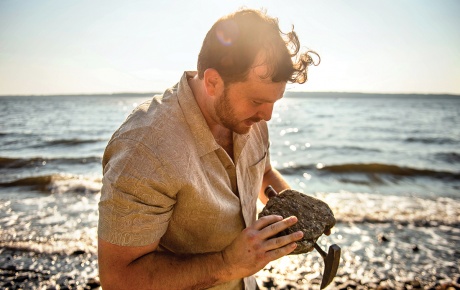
[0,247,99,290]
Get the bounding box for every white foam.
[314,191,460,226]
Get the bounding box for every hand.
[221,215,304,280]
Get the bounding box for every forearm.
[99,213,304,290]
[259,167,290,204]
[101,250,231,290]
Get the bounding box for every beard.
[214,89,260,134]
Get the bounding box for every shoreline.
[1,247,459,290]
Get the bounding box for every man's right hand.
[220,214,304,280]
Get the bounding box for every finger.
[253,215,283,230]
[259,216,298,240]
[264,230,304,252]
[265,242,298,261]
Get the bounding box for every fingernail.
[295,231,304,238]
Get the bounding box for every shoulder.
[104,90,195,175]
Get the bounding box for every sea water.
[1,93,459,288]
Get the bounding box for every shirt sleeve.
[98,137,178,247]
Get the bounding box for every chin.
[222,118,255,135]
[233,123,253,135]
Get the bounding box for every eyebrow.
[250,94,283,103]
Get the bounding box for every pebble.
[337,280,358,289]
[86,277,101,289]
[377,233,389,242]
[71,250,86,256]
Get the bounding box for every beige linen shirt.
[99,71,270,290]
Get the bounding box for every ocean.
[1,92,459,289]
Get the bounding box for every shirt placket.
[215,148,238,196]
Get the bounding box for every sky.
[1,0,459,96]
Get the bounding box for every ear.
[203,69,224,97]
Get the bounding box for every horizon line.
[1,91,460,98]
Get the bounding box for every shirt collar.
[177,71,220,157]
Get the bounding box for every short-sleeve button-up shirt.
[98,71,270,289]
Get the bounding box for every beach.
[1,192,459,289]
[1,93,459,289]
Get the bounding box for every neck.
[188,75,234,159]
[188,75,231,140]
[215,130,234,159]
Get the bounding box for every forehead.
[227,66,286,102]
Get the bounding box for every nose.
[258,103,274,121]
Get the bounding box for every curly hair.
[197,9,320,85]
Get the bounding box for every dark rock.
[262,277,276,288]
[71,250,86,256]
[338,280,358,289]
[86,277,101,289]
[405,279,423,289]
[258,189,336,254]
[14,273,29,283]
[412,245,420,252]
[377,234,389,243]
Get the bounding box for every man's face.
[214,66,286,134]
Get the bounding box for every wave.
[0,156,101,169]
[0,133,106,148]
[405,137,458,145]
[321,145,382,153]
[0,175,54,190]
[0,173,101,194]
[42,138,105,146]
[277,162,460,181]
[434,152,460,164]
[311,192,460,228]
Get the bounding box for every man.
[98,9,319,290]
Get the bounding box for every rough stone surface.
[258,189,336,254]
